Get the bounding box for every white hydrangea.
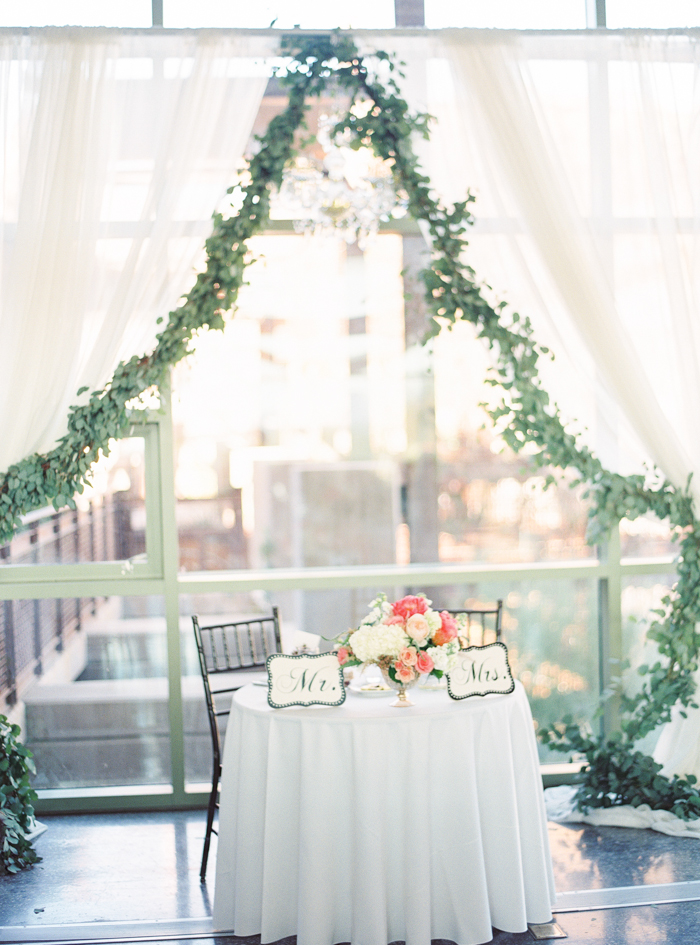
[426,639,459,673]
[349,623,409,663]
[426,610,442,633]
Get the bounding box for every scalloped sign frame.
[446,642,515,700]
[266,653,347,708]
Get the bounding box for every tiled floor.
[1,812,214,928]
[1,812,699,944]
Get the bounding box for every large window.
[426,0,586,29]
[0,438,148,570]
[0,22,684,810]
[171,232,592,575]
[0,1,152,27]
[23,595,170,792]
[3,1,700,30]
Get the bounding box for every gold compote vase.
[379,666,421,708]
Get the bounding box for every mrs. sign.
[267,653,346,708]
[446,642,515,700]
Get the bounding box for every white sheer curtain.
[380,29,700,775]
[384,30,700,502]
[0,28,273,472]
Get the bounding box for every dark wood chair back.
[192,607,281,882]
[447,600,503,648]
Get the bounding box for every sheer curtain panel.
[385,30,700,506]
[0,29,272,473]
[380,30,700,775]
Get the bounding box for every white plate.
[349,683,393,697]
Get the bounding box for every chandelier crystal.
[272,111,408,247]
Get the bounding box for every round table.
[213,681,555,945]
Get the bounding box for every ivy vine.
[2,32,700,817]
[0,714,41,874]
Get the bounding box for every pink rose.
[406,613,431,644]
[384,614,406,626]
[394,661,416,683]
[392,595,429,620]
[400,647,418,666]
[336,647,350,665]
[432,611,458,647]
[416,651,434,674]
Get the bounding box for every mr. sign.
[266,653,346,708]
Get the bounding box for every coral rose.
[392,595,429,620]
[432,611,458,647]
[415,651,434,674]
[400,647,418,666]
[406,612,431,644]
[336,647,350,665]
[394,661,416,683]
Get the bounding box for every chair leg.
[200,766,220,883]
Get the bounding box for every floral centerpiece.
[335,594,460,706]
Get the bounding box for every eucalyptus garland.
[2,32,700,816]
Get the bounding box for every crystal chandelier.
[272,112,408,248]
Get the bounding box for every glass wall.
[179,573,598,784]
[170,233,593,576]
[179,586,403,787]
[432,577,599,762]
[0,1,152,27]
[425,0,586,29]
[0,437,148,568]
[171,235,408,572]
[165,0,396,29]
[3,2,700,35]
[16,595,170,791]
[621,572,677,756]
[0,21,685,810]
[620,514,676,560]
[606,0,700,28]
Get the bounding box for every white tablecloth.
[213,681,555,945]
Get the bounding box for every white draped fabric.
[376,30,700,779]
[0,29,273,473]
[545,784,700,838]
[6,27,698,493]
[381,30,700,502]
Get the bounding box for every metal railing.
[0,494,142,709]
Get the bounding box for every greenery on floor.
[0,715,41,874]
[2,32,700,819]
